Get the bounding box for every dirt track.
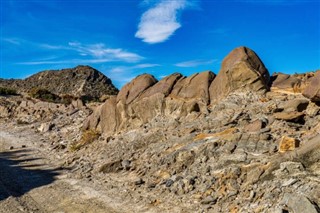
[0,130,117,213]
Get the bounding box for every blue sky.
[1,0,319,88]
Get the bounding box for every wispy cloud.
[135,0,188,44]
[15,41,144,65]
[68,42,143,62]
[175,59,218,67]
[2,38,22,45]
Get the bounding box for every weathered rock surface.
[116,74,157,104]
[209,46,270,103]
[84,71,215,135]
[303,70,320,102]
[0,65,118,99]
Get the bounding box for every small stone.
[9,146,14,150]
[165,179,174,187]
[121,160,131,171]
[135,178,145,186]
[201,196,217,205]
[282,178,298,187]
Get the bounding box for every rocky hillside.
[0,65,118,99]
[0,46,319,213]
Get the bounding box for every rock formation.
[0,65,118,99]
[271,72,313,94]
[303,70,320,101]
[209,46,270,103]
[83,71,215,135]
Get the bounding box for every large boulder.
[303,71,320,102]
[168,71,215,115]
[116,74,157,105]
[139,73,183,99]
[209,47,270,103]
[170,71,215,104]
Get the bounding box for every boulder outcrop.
[209,46,270,103]
[83,71,215,135]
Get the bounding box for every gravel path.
[0,130,117,213]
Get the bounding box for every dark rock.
[165,179,174,187]
[135,178,145,186]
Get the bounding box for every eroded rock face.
[209,46,270,103]
[303,71,320,102]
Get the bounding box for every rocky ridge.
[0,65,118,100]
[0,46,319,213]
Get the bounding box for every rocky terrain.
[0,65,118,100]
[0,46,319,213]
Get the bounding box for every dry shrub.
[0,87,17,95]
[70,129,100,151]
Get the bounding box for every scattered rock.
[274,111,305,122]
[201,195,217,205]
[38,123,55,132]
[279,136,299,153]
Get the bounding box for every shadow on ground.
[0,148,61,201]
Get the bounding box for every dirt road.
[0,130,118,213]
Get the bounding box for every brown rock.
[303,70,320,102]
[100,97,118,134]
[140,73,183,99]
[82,104,103,131]
[273,111,304,122]
[116,74,157,105]
[209,47,270,103]
[279,136,299,153]
[244,120,264,133]
[271,73,301,93]
[271,72,313,94]
[170,71,215,104]
[278,98,309,112]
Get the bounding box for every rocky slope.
[0,46,319,213]
[0,65,118,100]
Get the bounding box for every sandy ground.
[0,129,119,213]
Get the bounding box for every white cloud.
[135,0,187,44]
[175,59,218,67]
[68,42,143,63]
[17,41,144,65]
